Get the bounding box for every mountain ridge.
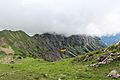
[0,30,106,61]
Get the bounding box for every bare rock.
[107,70,120,78]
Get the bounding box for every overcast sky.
[0,0,120,36]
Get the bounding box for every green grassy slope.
[0,41,118,80]
[0,30,40,58]
[0,56,119,80]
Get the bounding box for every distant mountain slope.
[101,33,120,45]
[0,30,106,61]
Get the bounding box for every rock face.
[0,30,106,61]
[108,70,120,78]
[33,33,106,61]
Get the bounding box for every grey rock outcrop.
[33,33,106,61]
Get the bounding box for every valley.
[0,0,120,80]
[0,30,119,80]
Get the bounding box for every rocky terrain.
[74,41,120,65]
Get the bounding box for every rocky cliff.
[33,33,106,61]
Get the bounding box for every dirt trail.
[0,46,15,55]
[0,55,14,64]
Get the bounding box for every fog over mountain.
[0,0,120,36]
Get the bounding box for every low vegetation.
[0,54,119,80]
[0,30,119,80]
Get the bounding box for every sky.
[0,0,120,36]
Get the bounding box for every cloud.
[0,0,120,36]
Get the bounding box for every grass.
[0,57,119,80]
[0,51,6,57]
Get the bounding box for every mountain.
[0,30,106,61]
[101,33,120,45]
[0,33,119,80]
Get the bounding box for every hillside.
[0,40,119,80]
[73,41,120,65]
[0,30,106,61]
[0,30,39,58]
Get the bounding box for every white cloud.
[0,0,120,36]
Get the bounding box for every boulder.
[107,70,120,78]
